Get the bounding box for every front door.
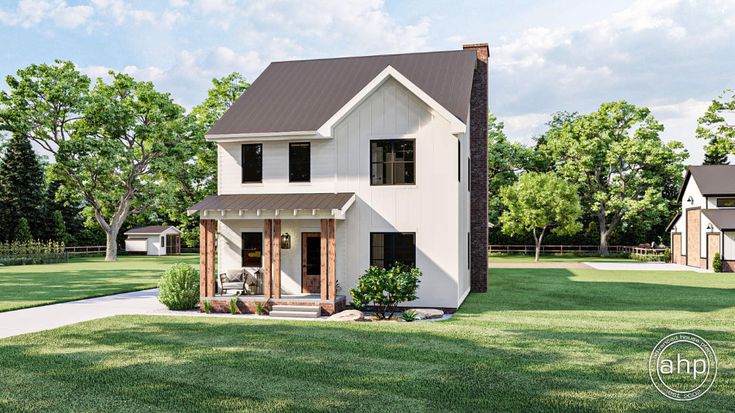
[302,232,321,294]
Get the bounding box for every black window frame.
[289,142,311,183]
[716,198,735,207]
[370,232,416,268]
[370,139,416,186]
[241,143,263,183]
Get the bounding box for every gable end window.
[370,139,415,185]
[370,232,416,268]
[241,144,262,183]
[289,142,311,182]
[717,198,735,207]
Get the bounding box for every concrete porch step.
[269,305,321,318]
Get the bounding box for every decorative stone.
[327,309,364,321]
[410,308,444,320]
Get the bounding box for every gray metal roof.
[207,50,477,136]
[702,209,735,230]
[680,165,735,200]
[125,225,179,235]
[188,193,355,213]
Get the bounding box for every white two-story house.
[189,44,489,315]
[667,165,735,271]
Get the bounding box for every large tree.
[540,101,687,256]
[697,89,734,164]
[157,72,250,247]
[0,134,45,241]
[487,114,533,226]
[0,61,189,260]
[499,172,582,261]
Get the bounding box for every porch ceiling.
[187,192,355,220]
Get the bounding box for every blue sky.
[2,0,734,163]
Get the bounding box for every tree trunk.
[105,228,119,261]
[533,227,546,262]
[599,230,609,257]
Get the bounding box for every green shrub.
[349,263,422,319]
[255,302,265,315]
[202,300,213,314]
[158,263,199,310]
[229,298,238,314]
[663,247,671,263]
[713,252,723,273]
[401,309,417,322]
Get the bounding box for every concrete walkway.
[0,289,165,340]
[583,262,709,272]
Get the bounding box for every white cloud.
[498,112,551,145]
[650,98,712,164]
[0,0,94,29]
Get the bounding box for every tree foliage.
[539,101,687,255]
[14,217,32,242]
[499,172,582,261]
[0,134,45,241]
[698,89,734,164]
[0,61,189,260]
[487,114,533,226]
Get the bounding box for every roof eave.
[205,130,322,142]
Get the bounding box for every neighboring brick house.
[667,165,735,271]
[189,44,489,315]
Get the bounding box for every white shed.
[124,226,182,256]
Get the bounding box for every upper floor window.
[241,144,262,183]
[289,142,311,182]
[717,198,735,207]
[370,139,415,185]
[370,232,416,268]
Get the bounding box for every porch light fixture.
[687,196,694,204]
[281,233,291,249]
[707,223,714,232]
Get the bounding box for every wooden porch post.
[320,219,328,300]
[199,219,216,298]
[263,219,272,299]
[328,218,336,300]
[273,219,282,299]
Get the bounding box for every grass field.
[0,254,198,312]
[1,267,733,412]
[489,253,634,263]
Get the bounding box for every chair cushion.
[223,270,244,282]
[221,282,244,290]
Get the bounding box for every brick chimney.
[463,43,489,293]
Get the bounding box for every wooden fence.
[488,245,631,254]
[65,245,106,255]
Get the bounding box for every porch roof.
[702,209,735,231]
[187,192,355,217]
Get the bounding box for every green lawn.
[1,267,733,412]
[0,254,197,312]
[489,253,634,263]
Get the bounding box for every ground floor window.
[242,232,263,267]
[370,232,416,268]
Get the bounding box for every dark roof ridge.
[269,49,473,65]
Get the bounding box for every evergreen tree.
[50,210,68,243]
[15,217,32,242]
[703,137,729,165]
[43,180,84,244]
[0,135,45,241]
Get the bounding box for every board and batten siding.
[332,77,469,309]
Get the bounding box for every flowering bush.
[349,263,422,319]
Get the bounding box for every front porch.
[202,293,347,316]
